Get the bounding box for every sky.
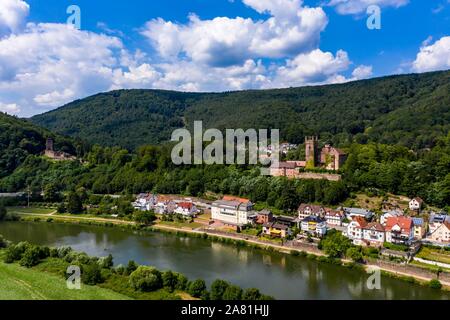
[0,0,449,117]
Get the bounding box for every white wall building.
[211,196,253,226]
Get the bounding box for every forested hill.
[0,112,80,178]
[31,70,450,150]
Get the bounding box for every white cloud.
[0,0,29,36]
[351,65,373,79]
[271,49,351,87]
[327,0,409,15]
[412,36,450,72]
[0,102,20,114]
[0,0,365,116]
[141,0,328,67]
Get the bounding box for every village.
[132,192,450,265]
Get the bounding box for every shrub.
[429,279,442,290]
[4,242,31,263]
[175,273,188,291]
[0,235,8,248]
[98,254,114,269]
[188,279,207,298]
[210,279,230,300]
[82,263,103,285]
[20,245,44,268]
[125,260,138,275]
[162,270,178,292]
[346,247,364,262]
[129,266,163,292]
[222,285,243,300]
[242,288,262,300]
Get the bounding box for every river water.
[0,221,448,300]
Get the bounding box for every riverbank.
[10,210,450,292]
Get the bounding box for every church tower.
[305,136,318,168]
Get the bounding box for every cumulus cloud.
[0,102,20,114]
[412,36,450,72]
[271,49,350,87]
[0,0,29,36]
[141,0,328,67]
[0,0,364,116]
[351,65,373,79]
[327,0,409,15]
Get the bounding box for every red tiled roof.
[352,216,368,228]
[385,216,413,234]
[178,202,193,209]
[325,209,343,217]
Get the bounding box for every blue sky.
[0,0,449,116]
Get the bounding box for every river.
[0,221,448,300]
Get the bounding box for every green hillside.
[31,70,450,150]
[0,112,81,178]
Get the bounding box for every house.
[255,210,273,225]
[211,196,253,227]
[132,193,157,211]
[362,222,385,246]
[154,196,177,214]
[325,209,345,226]
[319,144,347,171]
[262,222,291,238]
[385,216,414,245]
[300,216,327,237]
[174,202,199,217]
[409,197,424,211]
[380,210,403,225]
[343,207,374,220]
[269,161,305,178]
[298,204,326,220]
[412,217,426,239]
[428,221,450,244]
[347,216,368,245]
[346,216,384,246]
[428,214,450,234]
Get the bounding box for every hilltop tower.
[305,136,319,168]
[46,138,54,152]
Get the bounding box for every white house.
[174,202,199,217]
[428,221,450,244]
[346,216,385,246]
[325,209,345,226]
[298,204,326,220]
[385,216,414,245]
[211,196,253,227]
[429,214,449,234]
[409,197,424,211]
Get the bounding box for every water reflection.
[0,221,449,300]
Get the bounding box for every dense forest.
[0,112,84,178]
[31,70,450,150]
[1,133,449,211]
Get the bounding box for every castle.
[270,137,347,179]
[44,138,76,161]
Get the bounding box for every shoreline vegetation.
[6,210,450,293]
[0,233,274,301]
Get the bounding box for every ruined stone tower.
[305,136,319,168]
[46,138,54,152]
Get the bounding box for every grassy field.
[7,207,55,215]
[0,261,131,300]
[416,247,450,265]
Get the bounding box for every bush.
[346,247,364,262]
[129,266,163,292]
[210,279,230,300]
[125,260,138,275]
[98,254,114,269]
[188,279,207,298]
[162,270,178,292]
[0,235,8,248]
[82,263,104,285]
[242,288,262,300]
[175,273,188,291]
[429,279,442,290]
[4,242,31,263]
[222,285,243,300]
[19,245,44,268]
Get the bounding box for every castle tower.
[46,138,54,151]
[305,136,319,168]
